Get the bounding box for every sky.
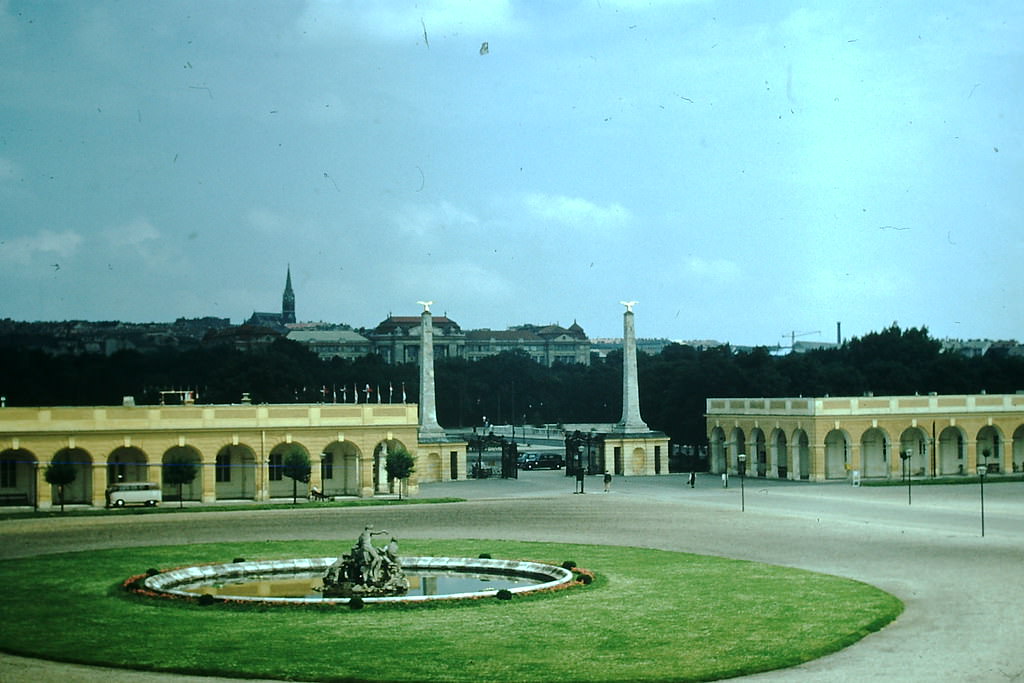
[1,1,1021,346]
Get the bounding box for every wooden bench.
[0,492,31,506]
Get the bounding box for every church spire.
[282,265,296,324]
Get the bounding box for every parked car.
[518,453,563,470]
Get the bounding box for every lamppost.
[738,453,746,512]
[319,452,328,499]
[977,464,987,537]
[900,449,912,505]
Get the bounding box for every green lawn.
[0,540,902,682]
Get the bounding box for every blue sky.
[1,1,1021,345]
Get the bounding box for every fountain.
[133,528,577,605]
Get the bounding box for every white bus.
[106,482,162,507]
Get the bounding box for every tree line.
[3,324,1022,452]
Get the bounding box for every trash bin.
[852,470,861,487]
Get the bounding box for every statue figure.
[320,525,409,597]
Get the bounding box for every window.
[0,457,16,488]
[269,452,283,481]
[215,452,231,482]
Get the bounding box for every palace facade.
[706,393,1024,481]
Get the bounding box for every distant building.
[246,266,295,331]
[366,315,465,364]
[287,329,371,361]
[466,322,590,366]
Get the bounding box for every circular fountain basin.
[142,556,574,604]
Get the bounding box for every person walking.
[688,471,696,488]
[603,471,612,493]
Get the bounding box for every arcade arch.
[268,442,311,498]
[162,445,203,502]
[320,440,361,497]
[770,429,787,479]
[214,444,257,500]
[937,426,966,475]
[860,428,890,479]
[824,429,849,479]
[0,448,37,503]
[976,426,1003,471]
[373,439,410,494]
[51,447,92,505]
[750,428,767,477]
[108,446,149,484]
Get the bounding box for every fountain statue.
[320,525,409,597]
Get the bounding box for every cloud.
[685,256,741,282]
[297,0,519,43]
[0,157,20,182]
[0,229,83,265]
[247,208,290,235]
[393,201,480,237]
[524,194,632,230]
[104,218,160,247]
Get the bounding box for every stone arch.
[791,429,810,480]
[420,450,442,483]
[898,427,929,477]
[728,427,746,474]
[373,439,410,494]
[108,446,150,484]
[162,445,203,502]
[937,426,967,475]
[1,448,38,505]
[321,440,362,496]
[769,428,788,479]
[860,427,891,479]
[214,444,257,500]
[823,429,850,479]
[750,428,767,477]
[51,447,93,505]
[268,442,311,499]
[975,425,1004,472]
[1013,424,1024,474]
[632,446,647,474]
[709,427,727,474]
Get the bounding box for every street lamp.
[977,464,987,537]
[900,449,912,505]
[738,453,746,512]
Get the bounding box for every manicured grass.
[0,540,902,682]
[0,497,464,522]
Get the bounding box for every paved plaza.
[1,472,1022,681]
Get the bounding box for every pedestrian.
[603,471,612,493]
[688,471,696,488]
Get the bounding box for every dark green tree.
[163,452,200,509]
[282,448,311,504]
[385,445,416,500]
[44,460,77,513]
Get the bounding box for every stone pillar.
[418,305,446,440]
[91,464,107,507]
[618,303,648,431]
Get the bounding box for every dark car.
[518,453,563,470]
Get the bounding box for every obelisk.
[417,301,445,439]
[617,301,649,432]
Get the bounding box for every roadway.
[1,471,1022,682]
